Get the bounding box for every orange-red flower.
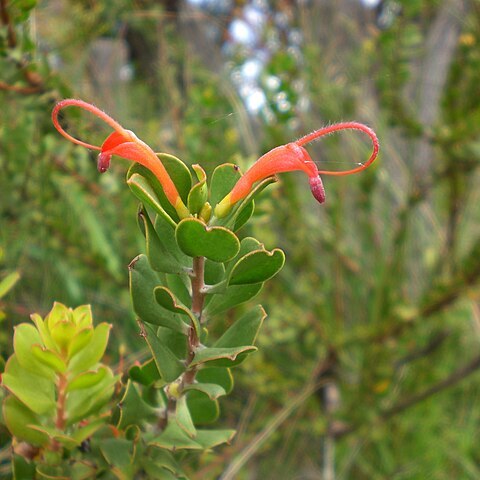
[214,122,379,218]
[52,99,189,218]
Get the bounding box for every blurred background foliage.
[1,0,480,478]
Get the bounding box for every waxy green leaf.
[117,381,158,430]
[142,322,185,383]
[196,367,234,394]
[139,208,187,274]
[190,346,257,368]
[229,249,285,285]
[150,423,235,451]
[127,173,176,228]
[186,390,220,425]
[176,395,196,438]
[129,254,188,334]
[183,383,226,400]
[175,218,240,262]
[129,358,161,386]
[215,305,266,348]
[209,163,242,208]
[187,164,208,215]
[128,156,192,223]
[205,284,263,316]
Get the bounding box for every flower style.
[52,99,189,219]
[214,122,379,218]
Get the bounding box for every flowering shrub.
[1,100,378,478]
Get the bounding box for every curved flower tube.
[52,99,189,219]
[214,121,379,218]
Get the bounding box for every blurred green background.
[1,0,480,478]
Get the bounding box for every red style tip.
[309,176,326,204]
[97,153,111,173]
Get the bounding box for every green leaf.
[214,177,276,230]
[2,355,55,415]
[129,254,188,334]
[144,449,183,478]
[150,423,235,451]
[196,367,234,394]
[229,249,285,285]
[156,326,187,360]
[139,208,187,274]
[190,346,257,368]
[99,438,133,469]
[127,173,176,228]
[13,323,55,379]
[27,425,77,449]
[187,164,208,215]
[233,200,255,231]
[142,322,185,383]
[13,453,37,480]
[30,314,57,352]
[3,396,49,446]
[183,383,226,400]
[209,163,242,208]
[166,274,191,308]
[31,345,66,373]
[66,367,109,392]
[117,381,158,430]
[154,287,200,337]
[129,358,161,386]
[67,328,93,360]
[68,323,111,375]
[186,390,219,425]
[176,395,196,438]
[66,369,116,426]
[205,259,225,285]
[205,284,263,316]
[175,218,240,262]
[215,305,267,348]
[127,155,192,222]
[71,418,107,444]
[0,271,20,298]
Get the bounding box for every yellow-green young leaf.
[68,323,111,374]
[66,367,109,392]
[0,271,20,298]
[71,418,106,444]
[66,368,116,426]
[3,396,49,446]
[27,425,77,449]
[175,395,196,438]
[2,355,55,415]
[72,305,93,329]
[67,328,93,360]
[50,320,77,352]
[45,302,71,331]
[30,314,57,352]
[13,324,55,379]
[31,346,66,373]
